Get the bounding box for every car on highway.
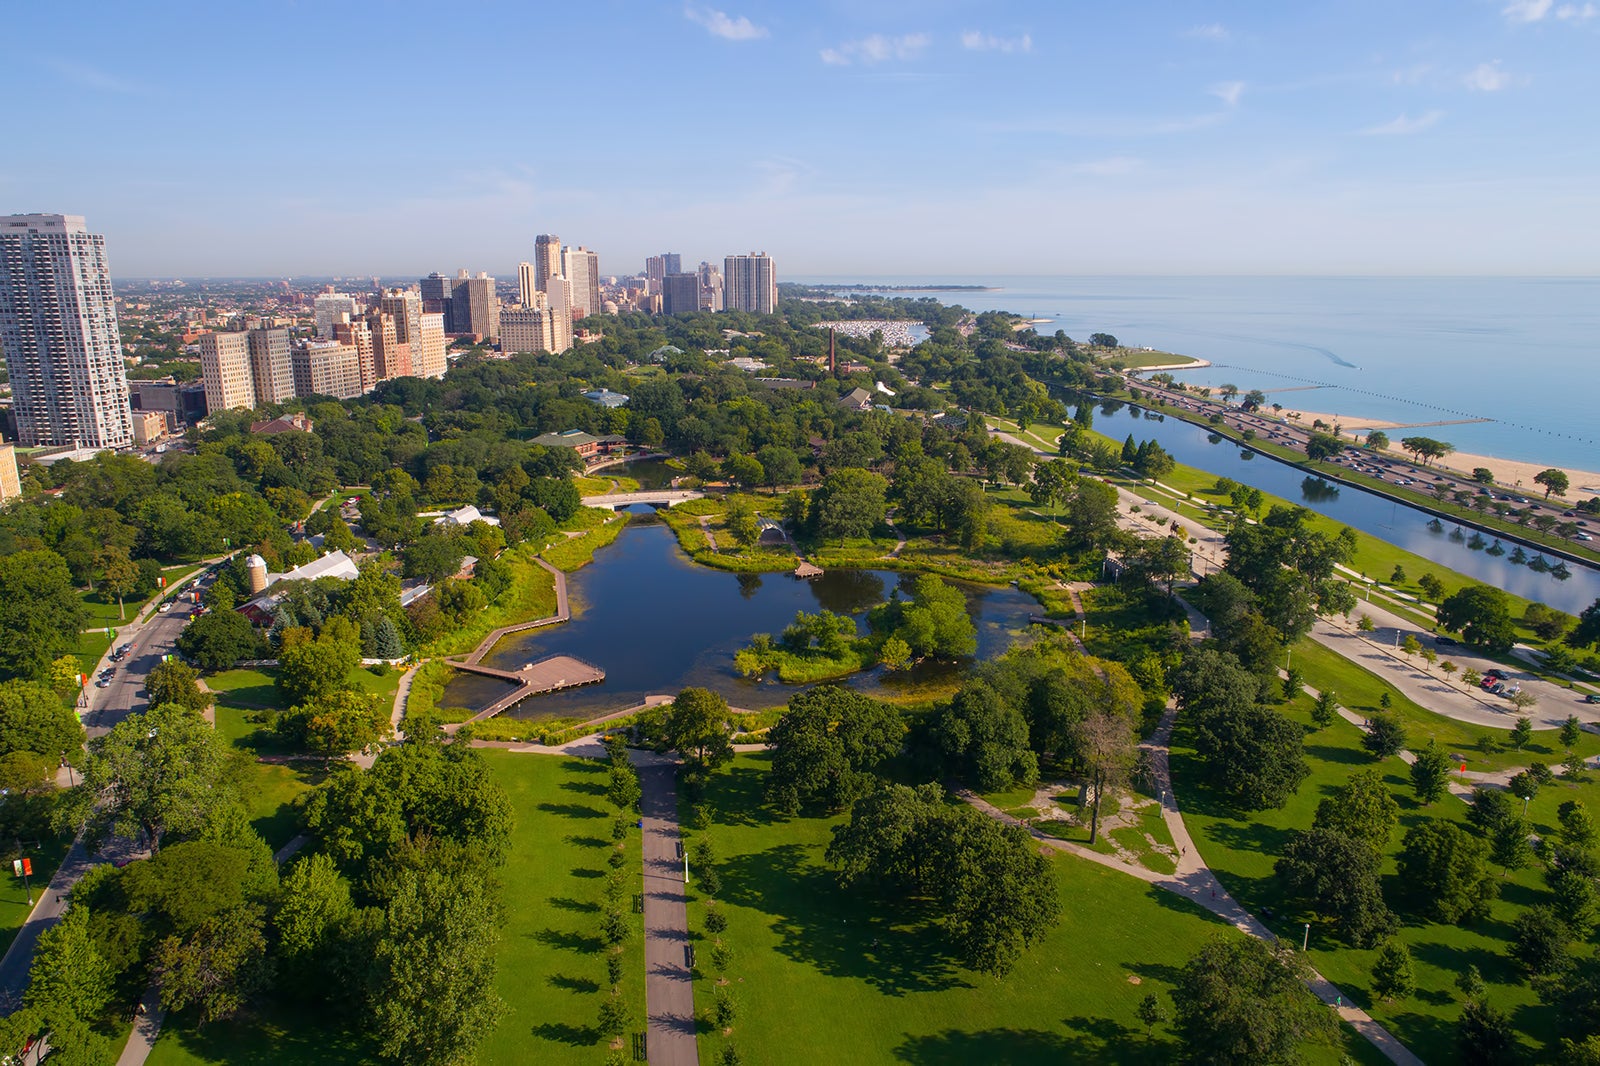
[1585,694,1600,705]
[95,677,111,688]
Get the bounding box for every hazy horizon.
[9,2,1599,277]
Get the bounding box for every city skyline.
[4,3,1597,277]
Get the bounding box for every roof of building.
[250,413,314,435]
[533,429,602,448]
[838,387,875,408]
[582,389,630,408]
[433,504,501,528]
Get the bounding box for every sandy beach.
[1277,407,1600,495]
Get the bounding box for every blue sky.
[6,1,1597,276]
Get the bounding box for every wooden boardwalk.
[451,655,607,722]
[459,557,570,666]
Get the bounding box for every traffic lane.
[84,602,195,737]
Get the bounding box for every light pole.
[1303,923,1310,952]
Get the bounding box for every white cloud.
[44,59,145,94]
[1210,81,1246,106]
[1503,0,1554,20]
[1186,23,1230,41]
[1556,2,1600,18]
[1066,157,1142,177]
[1464,61,1514,91]
[1361,110,1445,135]
[960,30,1032,53]
[684,6,767,41]
[820,33,930,66]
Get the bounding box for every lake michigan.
[796,275,1600,476]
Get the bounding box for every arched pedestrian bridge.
[586,489,705,511]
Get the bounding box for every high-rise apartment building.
[0,443,22,502]
[419,273,452,318]
[500,301,562,355]
[724,253,777,314]
[562,246,600,319]
[333,319,377,392]
[533,235,561,294]
[517,262,537,307]
[698,262,724,312]
[543,276,574,354]
[291,340,364,399]
[366,312,411,381]
[0,214,133,448]
[198,331,257,412]
[414,313,448,379]
[248,327,294,404]
[450,271,498,339]
[645,253,682,294]
[380,289,422,346]
[313,292,360,338]
[662,273,701,316]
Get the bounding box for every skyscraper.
[451,271,499,339]
[198,331,256,413]
[313,291,360,338]
[414,313,448,378]
[0,214,133,448]
[517,261,537,307]
[366,312,411,381]
[724,253,777,314]
[534,234,561,294]
[333,319,377,392]
[419,272,452,321]
[645,253,682,294]
[292,340,364,399]
[380,288,423,352]
[698,262,724,312]
[662,273,700,316]
[248,327,294,404]
[562,246,600,319]
[543,276,574,354]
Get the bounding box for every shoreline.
[1277,406,1600,494]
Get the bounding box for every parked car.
[157,601,172,613]
[1485,669,1508,680]
[1435,635,1459,647]
[95,678,111,688]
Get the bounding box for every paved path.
[960,702,1422,1066]
[636,763,699,1066]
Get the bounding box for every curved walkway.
[458,557,570,666]
[960,703,1421,1066]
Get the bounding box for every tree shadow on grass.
[570,867,604,879]
[719,842,970,995]
[560,779,608,797]
[548,972,601,993]
[155,1005,377,1065]
[532,926,603,954]
[893,1019,1171,1065]
[549,895,599,913]
[564,834,610,849]
[701,763,780,828]
[538,801,607,819]
[1304,742,1369,767]
[530,1021,600,1046]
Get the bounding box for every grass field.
[145,1001,376,1066]
[1170,691,1580,1061]
[683,753,1377,1065]
[477,751,647,1064]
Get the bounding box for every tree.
[664,688,734,772]
[1437,585,1516,653]
[810,468,888,544]
[152,902,271,1024]
[1275,827,1395,946]
[367,867,505,1064]
[1363,713,1407,759]
[607,763,641,812]
[932,681,1038,793]
[1418,573,1445,601]
[1509,716,1532,752]
[177,610,265,672]
[1400,436,1453,466]
[1410,740,1454,805]
[1456,998,1516,1065]
[279,689,389,756]
[1173,934,1335,1064]
[1136,992,1169,1037]
[1311,689,1338,727]
[0,679,85,764]
[1466,786,1515,837]
[1371,940,1415,1003]
[1089,332,1118,347]
[756,445,801,491]
[25,904,113,1030]
[1191,704,1309,810]
[723,497,761,548]
[75,703,231,852]
[145,659,212,714]
[1313,769,1400,855]
[1396,819,1497,925]
[1305,432,1342,462]
[721,453,764,492]
[373,616,405,660]
[97,546,141,620]
[766,686,903,813]
[277,633,360,704]
[1511,905,1573,977]
[272,852,354,1000]
[875,574,978,659]
[0,549,87,682]
[1535,468,1571,500]
[1366,430,1390,451]
[1075,707,1139,845]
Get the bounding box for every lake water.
[440,516,1043,720]
[794,275,1600,477]
[1091,401,1600,613]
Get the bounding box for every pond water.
[440,516,1043,720]
[1088,400,1600,613]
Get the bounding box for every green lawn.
[145,1001,375,1066]
[477,751,646,1064]
[1170,694,1574,1061]
[683,753,1376,1065]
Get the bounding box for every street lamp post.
[1303,923,1310,952]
